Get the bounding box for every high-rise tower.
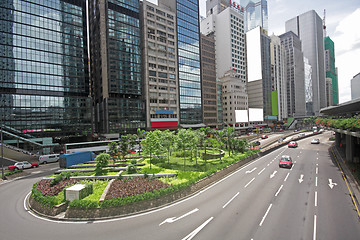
[89,0,144,134]
[0,0,90,137]
[324,36,338,105]
[159,0,203,126]
[285,10,326,116]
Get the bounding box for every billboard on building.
[235,110,248,123]
[246,26,262,82]
[249,108,264,122]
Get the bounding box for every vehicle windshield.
[281,157,291,161]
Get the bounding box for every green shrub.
[51,171,71,186]
[131,159,137,165]
[32,183,65,208]
[127,165,137,174]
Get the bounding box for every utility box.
[65,184,90,202]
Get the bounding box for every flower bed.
[105,177,170,200]
[37,179,80,196]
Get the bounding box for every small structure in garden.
[65,184,92,201]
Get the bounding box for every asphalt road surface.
[1,132,359,240]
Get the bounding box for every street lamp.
[1,116,6,180]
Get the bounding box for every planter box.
[66,184,91,202]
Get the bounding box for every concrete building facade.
[200,34,218,127]
[279,31,306,117]
[285,10,326,116]
[140,1,179,129]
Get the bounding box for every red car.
[288,141,298,148]
[261,135,268,139]
[8,161,39,171]
[279,155,293,168]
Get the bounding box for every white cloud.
[332,8,360,103]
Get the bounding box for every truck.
[59,151,95,168]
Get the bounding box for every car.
[261,135,268,139]
[311,138,320,144]
[8,161,39,171]
[279,155,293,168]
[298,133,305,137]
[288,141,298,148]
[39,154,59,164]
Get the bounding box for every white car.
[39,154,60,164]
[311,138,320,144]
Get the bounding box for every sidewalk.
[331,144,360,214]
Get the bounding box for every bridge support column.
[345,134,354,163]
[335,132,341,146]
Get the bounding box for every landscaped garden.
[31,127,259,212]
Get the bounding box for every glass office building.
[89,0,144,134]
[0,0,90,137]
[160,0,203,125]
[244,0,268,32]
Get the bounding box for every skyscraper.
[246,26,272,119]
[0,0,90,137]
[89,0,144,134]
[140,1,179,129]
[324,36,338,105]
[286,10,326,116]
[279,31,306,117]
[159,0,203,126]
[244,0,268,32]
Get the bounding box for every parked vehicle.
[261,135,268,139]
[8,161,39,171]
[279,155,293,168]
[288,141,298,148]
[39,154,59,164]
[311,138,320,144]
[59,151,95,168]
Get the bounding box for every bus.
[64,140,116,154]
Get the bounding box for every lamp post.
[1,115,5,180]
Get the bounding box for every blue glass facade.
[89,0,144,134]
[176,0,202,124]
[244,0,268,32]
[0,0,90,137]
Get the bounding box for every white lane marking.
[267,163,270,166]
[315,177,318,187]
[31,171,42,174]
[284,172,290,182]
[223,192,240,209]
[275,185,283,197]
[316,167,318,175]
[328,179,337,189]
[270,171,277,179]
[181,217,214,240]
[259,204,272,226]
[159,208,199,226]
[313,215,317,240]
[245,178,255,188]
[246,167,257,174]
[315,191,318,207]
[258,168,266,175]
[298,174,304,183]
[50,167,59,171]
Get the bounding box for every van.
[39,154,60,164]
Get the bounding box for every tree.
[118,135,130,160]
[108,141,119,165]
[137,128,146,155]
[142,130,163,169]
[161,129,175,164]
[175,129,193,171]
[94,153,110,176]
[223,127,235,156]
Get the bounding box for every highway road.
[1,131,359,240]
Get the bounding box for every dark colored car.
[279,155,293,168]
[253,141,261,146]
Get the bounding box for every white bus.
[64,140,116,153]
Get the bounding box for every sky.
[148,0,360,103]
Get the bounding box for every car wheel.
[44,161,47,164]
